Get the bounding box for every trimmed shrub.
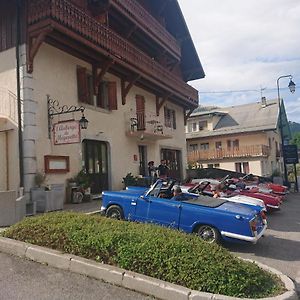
[3,212,284,298]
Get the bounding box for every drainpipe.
[16,0,24,187]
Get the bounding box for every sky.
[177,0,300,123]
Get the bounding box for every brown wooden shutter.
[172,110,176,129]
[108,82,117,110]
[77,67,88,103]
[136,95,145,130]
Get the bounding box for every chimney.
[261,96,267,107]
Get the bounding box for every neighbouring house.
[186,98,291,177]
[0,0,205,211]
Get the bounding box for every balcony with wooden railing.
[187,145,271,163]
[27,0,198,106]
[0,88,19,129]
[110,0,181,60]
[125,111,173,140]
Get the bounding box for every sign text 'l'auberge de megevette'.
[53,120,81,145]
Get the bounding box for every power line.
[199,86,293,94]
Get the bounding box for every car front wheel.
[106,205,124,220]
[196,225,221,244]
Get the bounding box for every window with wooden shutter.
[108,82,117,110]
[77,67,88,103]
[136,95,145,130]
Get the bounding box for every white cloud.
[178,0,300,122]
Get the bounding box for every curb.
[0,237,297,300]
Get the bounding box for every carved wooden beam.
[27,27,53,73]
[93,59,114,94]
[121,74,141,105]
[156,93,172,116]
[184,109,193,126]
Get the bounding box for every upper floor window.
[190,144,198,151]
[164,107,176,129]
[198,121,207,130]
[200,143,209,150]
[192,122,197,131]
[233,139,239,148]
[77,66,117,110]
[215,141,222,149]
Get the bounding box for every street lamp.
[276,75,296,185]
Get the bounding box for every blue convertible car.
[101,179,267,244]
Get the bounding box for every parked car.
[184,180,266,212]
[101,179,267,244]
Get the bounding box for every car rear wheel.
[196,225,221,244]
[106,205,124,220]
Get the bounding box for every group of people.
[148,159,169,179]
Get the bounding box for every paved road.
[225,192,300,293]
[0,252,153,300]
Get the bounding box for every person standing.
[157,159,169,179]
[148,161,157,181]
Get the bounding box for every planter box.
[31,184,65,213]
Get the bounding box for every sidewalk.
[63,199,102,214]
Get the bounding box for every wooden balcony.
[188,145,271,163]
[109,0,181,60]
[125,111,173,141]
[27,0,198,106]
[0,88,18,128]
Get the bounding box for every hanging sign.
[283,145,299,164]
[53,120,81,145]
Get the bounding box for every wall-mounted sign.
[53,120,80,145]
[283,145,299,164]
[44,155,70,174]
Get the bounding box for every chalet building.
[0,0,205,205]
[186,98,291,177]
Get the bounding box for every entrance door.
[82,139,108,194]
[161,149,182,180]
[138,145,147,176]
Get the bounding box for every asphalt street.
[0,252,154,300]
[225,192,300,294]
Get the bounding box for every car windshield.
[145,179,175,198]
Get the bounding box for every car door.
[130,196,151,222]
[147,196,182,228]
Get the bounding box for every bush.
[2,213,284,298]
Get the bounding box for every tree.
[291,132,300,148]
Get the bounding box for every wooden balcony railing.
[110,0,181,59]
[28,0,198,105]
[187,145,271,162]
[0,88,18,124]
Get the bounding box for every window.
[235,162,249,173]
[77,67,94,105]
[215,141,222,149]
[164,107,176,129]
[97,81,117,110]
[208,164,214,168]
[190,144,198,151]
[200,143,209,150]
[77,66,117,110]
[198,121,207,130]
[192,122,197,131]
[233,139,239,148]
[214,163,220,168]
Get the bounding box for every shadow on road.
[224,234,300,262]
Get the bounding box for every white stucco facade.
[34,44,187,190]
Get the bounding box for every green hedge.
[3,212,284,298]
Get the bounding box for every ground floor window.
[235,162,249,174]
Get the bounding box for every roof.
[187,100,281,138]
[161,0,205,81]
